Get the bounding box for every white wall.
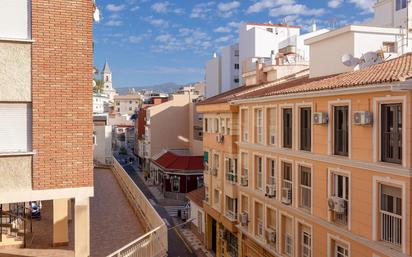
[189,201,205,235]
[295,29,329,61]
[93,125,112,164]
[205,55,221,98]
[221,43,239,93]
[0,0,30,39]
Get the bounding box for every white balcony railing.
[108,158,167,257]
[380,210,402,246]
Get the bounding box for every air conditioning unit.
[265,185,276,198]
[281,187,292,205]
[328,196,347,214]
[241,176,248,186]
[353,111,372,125]
[239,212,248,226]
[313,112,328,124]
[266,228,276,244]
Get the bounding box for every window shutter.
[0,103,31,152]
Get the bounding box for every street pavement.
[115,154,196,257]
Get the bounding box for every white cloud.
[328,0,343,8]
[269,4,325,17]
[218,1,240,12]
[348,0,375,13]
[129,35,145,43]
[105,19,123,26]
[214,26,231,33]
[247,0,294,13]
[213,21,241,33]
[215,35,233,43]
[131,6,140,11]
[106,4,126,12]
[143,16,169,27]
[151,1,185,14]
[190,2,215,19]
[155,34,173,42]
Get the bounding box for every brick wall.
[31,0,93,189]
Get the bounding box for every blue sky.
[93,0,375,88]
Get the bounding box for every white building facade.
[205,53,221,98]
[221,43,240,93]
[93,93,110,114]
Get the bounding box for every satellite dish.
[93,8,100,23]
[341,54,361,67]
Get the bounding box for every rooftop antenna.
[328,16,338,29]
[311,19,317,32]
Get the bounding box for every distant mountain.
[116,82,183,95]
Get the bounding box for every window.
[129,107,132,111]
[234,76,239,83]
[226,118,231,135]
[267,208,276,230]
[282,215,293,256]
[255,109,263,144]
[214,189,220,205]
[379,184,402,246]
[396,0,407,10]
[331,173,349,225]
[225,158,238,183]
[266,28,274,33]
[116,102,120,106]
[213,154,219,174]
[255,156,263,190]
[267,108,276,145]
[300,107,311,151]
[241,153,249,185]
[234,50,239,57]
[197,211,203,234]
[171,176,180,192]
[213,118,219,133]
[334,243,348,257]
[241,195,248,214]
[234,64,240,70]
[204,119,208,132]
[334,106,349,156]
[301,229,311,257]
[382,42,396,53]
[225,196,238,220]
[117,108,120,112]
[220,118,226,134]
[283,108,293,148]
[241,109,249,142]
[0,103,32,153]
[0,0,30,39]
[381,104,402,164]
[226,232,238,257]
[255,202,263,238]
[285,234,293,256]
[282,162,293,204]
[299,166,311,211]
[267,159,276,186]
[129,101,132,104]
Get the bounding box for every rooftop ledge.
[305,25,405,45]
[0,151,35,157]
[0,37,35,43]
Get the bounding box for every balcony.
[380,210,402,247]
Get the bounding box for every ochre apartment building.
[197,53,412,257]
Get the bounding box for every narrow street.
[115,154,196,257]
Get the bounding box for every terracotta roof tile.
[153,151,204,172]
[186,187,205,207]
[266,52,412,97]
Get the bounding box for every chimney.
[311,21,317,32]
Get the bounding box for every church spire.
[102,60,111,74]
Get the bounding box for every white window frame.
[298,164,312,212]
[254,200,264,239]
[327,234,350,257]
[266,106,277,146]
[254,107,264,144]
[280,160,294,205]
[254,155,263,190]
[327,168,351,230]
[0,103,32,153]
[372,96,407,167]
[328,100,352,158]
[241,151,249,182]
[372,176,406,254]
[279,104,294,150]
[241,107,249,143]
[296,102,313,152]
[225,195,237,221]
